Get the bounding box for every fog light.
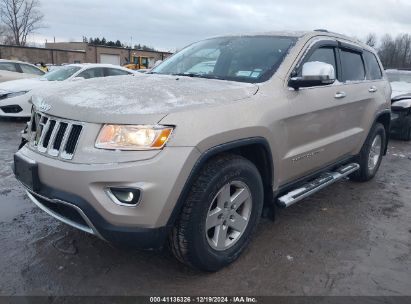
[108,188,141,206]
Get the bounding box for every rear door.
[336,44,386,154]
[362,49,389,125]
[282,39,367,183]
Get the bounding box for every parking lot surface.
[0,118,410,296]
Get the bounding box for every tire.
[350,123,386,182]
[169,154,264,272]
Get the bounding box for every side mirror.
[72,76,85,81]
[289,61,335,90]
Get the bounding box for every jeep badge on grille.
[32,96,51,113]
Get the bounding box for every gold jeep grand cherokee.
[14,30,391,271]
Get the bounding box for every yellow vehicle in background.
[124,56,150,70]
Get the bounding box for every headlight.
[95,124,174,150]
[5,91,29,99]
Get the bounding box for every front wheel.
[350,123,386,182]
[169,154,264,272]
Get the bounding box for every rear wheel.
[350,123,386,182]
[169,154,264,272]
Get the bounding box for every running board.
[277,163,360,208]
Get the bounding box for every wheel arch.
[166,137,274,228]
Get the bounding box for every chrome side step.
[277,163,360,208]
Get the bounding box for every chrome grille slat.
[49,122,68,156]
[42,120,56,148]
[46,121,61,156]
[59,123,73,159]
[28,111,83,160]
[29,111,36,132]
[37,119,51,153]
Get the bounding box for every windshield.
[151,36,297,83]
[387,71,411,83]
[42,66,81,81]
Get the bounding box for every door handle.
[369,86,378,93]
[334,91,346,99]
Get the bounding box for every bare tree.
[377,33,411,69]
[364,33,377,48]
[0,0,44,46]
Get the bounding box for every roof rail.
[314,29,329,33]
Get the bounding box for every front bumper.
[14,145,200,249]
[390,107,410,137]
[23,188,169,249]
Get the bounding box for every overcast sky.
[32,0,411,51]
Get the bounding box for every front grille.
[28,111,83,160]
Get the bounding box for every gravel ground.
[0,117,410,296]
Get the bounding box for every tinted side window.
[20,64,44,75]
[301,47,337,76]
[105,68,131,76]
[363,51,382,80]
[78,68,104,79]
[340,50,365,81]
[0,62,18,72]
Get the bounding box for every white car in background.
[0,60,45,83]
[0,63,134,118]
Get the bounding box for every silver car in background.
[0,59,45,83]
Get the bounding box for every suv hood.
[32,74,259,124]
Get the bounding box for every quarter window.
[340,50,365,82]
[363,51,382,80]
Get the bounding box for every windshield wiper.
[171,73,225,80]
[172,73,201,77]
